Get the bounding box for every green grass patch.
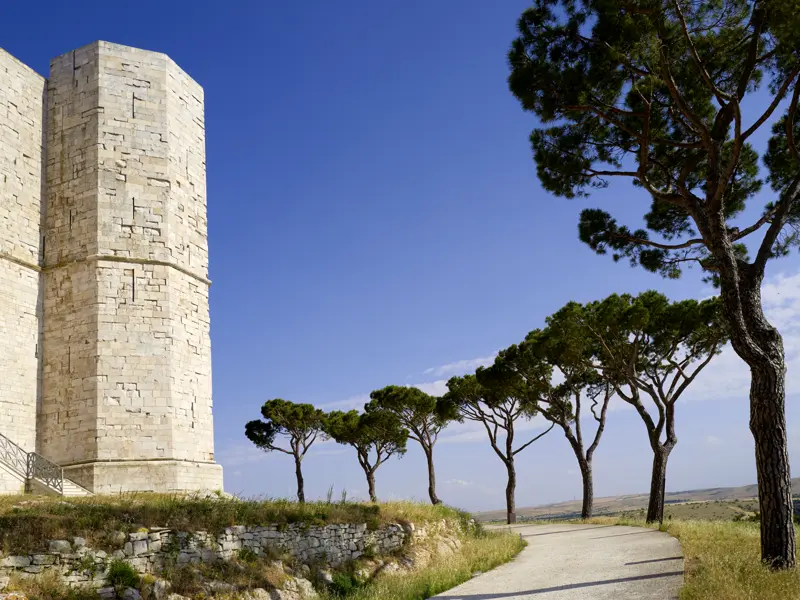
[107,559,140,590]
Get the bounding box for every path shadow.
[521,525,613,537]
[590,529,659,540]
[434,570,684,598]
[625,556,683,566]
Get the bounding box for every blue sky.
[5,0,800,512]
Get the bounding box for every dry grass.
[320,530,526,600]
[4,571,100,600]
[576,516,800,600]
[0,494,472,555]
[164,555,288,597]
[668,520,800,600]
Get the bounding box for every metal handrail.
[27,453,64,494]
[0,430,64,494]
[0,431,29,477]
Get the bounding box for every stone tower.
[0,41,223,494]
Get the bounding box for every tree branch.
[560,103,702,149]
[736,9,766,100]
[586,385,612,459]
[742,67,800,140]
[657,44,712,147]
[267,444,294,456]
[713,100,743,212]
[479,417,508,465]
[754,175,800,271]
[787,80,800,166]
[585,168,641,178]
[672,342,724,400]
[512,422,556,456]
[671,0,731,104]
[609,230,705,251]
[733,205,781,241]
[301,432,318,456]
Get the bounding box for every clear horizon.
[4,0,800,513]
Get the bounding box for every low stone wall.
[0,522,410,588]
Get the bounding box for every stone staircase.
[0,431,93,497]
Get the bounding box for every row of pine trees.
[246,290,727,525]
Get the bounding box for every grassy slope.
[319,531,526,600]
[0,495,526,600]
[585,517,800,600]
[0,494,471,555]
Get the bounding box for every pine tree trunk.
[646,447,670,524]
[294,455,305,503]
[367,470,377,503]
[506,461,516,525]
[718,265,796,568]
[424,446,441,505]
[750,359,796,569]
[579,459,594,520]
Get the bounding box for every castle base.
[63,461,224,495]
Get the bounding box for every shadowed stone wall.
[0,48,46,488]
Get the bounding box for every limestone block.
[0,557,30,568]
[133,541,148,555]
[48,541,71,554]
[122,588,142,600]
[21,566,42,574]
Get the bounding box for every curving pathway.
[434,523,683,600]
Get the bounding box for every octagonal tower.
[40,42,222,493]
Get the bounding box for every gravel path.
[433,523,684,600]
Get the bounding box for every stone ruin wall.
[0,42,222,494]
[0,522,414,589]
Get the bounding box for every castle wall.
[0,49,45,455]
[0,42,222,495]
[40,42,221,493]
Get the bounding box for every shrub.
[107,559,139,590]
[238,547,259,563]
[329,571,364,596]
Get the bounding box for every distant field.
[617,498,760,521]
[472,478,800,522]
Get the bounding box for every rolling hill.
[473,478,800,522]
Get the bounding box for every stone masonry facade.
[0,41,223,494]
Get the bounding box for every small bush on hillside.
[329,571,365,596]
[107,559,139,590]
[733,512,760,523]
[238,546,260,563]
